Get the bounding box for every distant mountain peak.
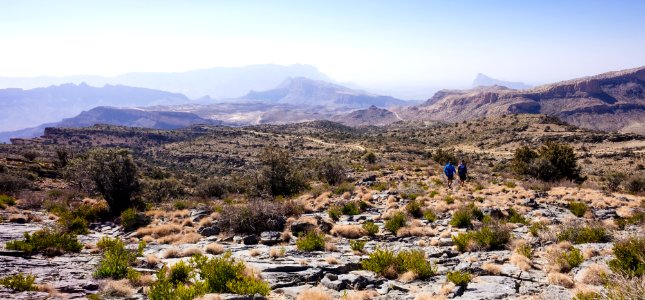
[472,73,531,90]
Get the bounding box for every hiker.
[444,161,456,188]
[458,160,468,186]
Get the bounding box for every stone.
[458,276,518,299]
[290,221,316,236]
[260,231,282,245]
[197,224,221,236]
[233,235,259,245]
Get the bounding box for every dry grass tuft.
[101,279,135,297]
[482,263,502,275]
[181,247,203,257]
[205,243,225,255]
[579,263,610,285]
[547,272,574,288]
[415,292,446,300]
[198,217,213,227]
[136,224,181,238]
[399,270,417,282]
[510,253,531,271]
[439,282,456,295]
[325,256,339,265]
[397,226,437,237]
[582,248,600,260]
[145,254,161,266]
[194,294,222,300]
[37,283,62,298]
[330,224,367,238]
[343,290,379,300]
[249,249,261,257]
[130,274,155,287]
[162,247,181,258]
[296,287,333,300]
[269,247,286,258]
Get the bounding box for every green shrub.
[361,248,436,279]
[615,211,645,229]
[363,152,377,164]
[328,206,342,221]
[561,247,584,271]
[423,209,437,222]
[452,223,510,252]
[149,265,208,300]
[94,237,141,280]
[625,176,644,194]
[604,172,626,192]
[428,190,439,197]
[405,199,423,218]
[450,203,483,228]
[120,208,149,231]
[568,202,588,217]
[258,146,307,197]
[85,148,141,215]
[5,229,82,256]
[432,149,456,165]
[0,174,31,194]
[384,212,407,234]
[507,208,529,225]
[574,291,601,300]
[349,240,366,252]
[608,236,645,277]
[296,231,325,252]
[0,194,16,209]
[443,195,454,204]
[169,260,193,285]
[333,182,355,195]
[511,142,583,182]
[143,178,185,203]
[529,222,547,236]
[191,252,270,295]
[0,273,36,291]
[362,222,379,236]
[340,201,361,215]
[557,223,610,244]
[218,200,299,234]
[316,157,347,185]
[515,243,533,258]
[446,271,471,288]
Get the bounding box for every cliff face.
[400,66,645,133]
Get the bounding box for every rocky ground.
[1,168,642,300]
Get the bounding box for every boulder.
[290,221,316,236]
[260,231,282,245]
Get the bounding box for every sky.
[1,0,644,89]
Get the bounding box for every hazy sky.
[1,0,644,88]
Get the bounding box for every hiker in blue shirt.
[444,161,456,188]
[458,160,468,186]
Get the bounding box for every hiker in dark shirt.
[457,160,468,186]
[444,161,456,189]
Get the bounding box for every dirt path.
[240,129,366,152]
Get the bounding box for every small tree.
[87,148,141,214]
[316,157,347,185]
[511,142,583,182]
[363,151,377,164]
[258,146,306,197]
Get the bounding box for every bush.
[86,148,141,215]
[0,174,31,194]
[529,222,547,236]
[149,265,208,300]
[450,203,483,228]
[432,148,456,165]
[604,172,626,192]
[0,194,16,209]
[608,236,645,277]
[191,252,270,295]
[340,201,361,215]
[296,231,326,252]
[557,223,610,244]
[568,202,588,217]
[446,271,471,288]
[362,221,379,236]
[511,142,583,182]
[218,200,299,234]
[316,157,347,185]
[515,243,533,258]
[443,195,454,204]
[94,237,142,280]
[361,248,436,279]
[363,152,377,164]
[257,146,307,197]
[561,247,584,271]
[333,181,355,195]
[120,208,150,231]
[452,223,511,252]
[507,208,529,225]
[384,212,407,234]
[625,176,645,194]
[574,291,601,300]
[0,273,36,291]
[405,199,423,218]
[349,240,366,252]
[169,260,193,285]
[423,209,437,222]
[196,177,232,198]
[143,178,184,203]
[328,206,342,221]
[5,229,82,256]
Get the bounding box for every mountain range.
[472,73,532,89]
[0,64,334,99]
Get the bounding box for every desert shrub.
[190,252,270,295]
[349,240,366,252]
[625,176,645,194]
[363,152,377,164]
[511,142,583,182]
[562,247,584,271]
[453,223,511,252]
[362,221,379,236]
[0,174,31,194]
[450,203,483,228]
[120,208,150,231]
[51,202,109,234]
[169,260,193,285]
[446,271,471,288]
[573,291,601,300]
[516,243,533,258]
[328,206,342,221]
[604,273,645,300]
[507,208,529,225]
[339,201,361,215]
[218,200,299,234]
[85,148,141,215]
[196,177,232,198]
[361,248,436,279]
[443,195,454,204]
[608,236,645,277]
[333,181,355,195]
[5,229,82,256]
[405,199,423,218]
[432,148,456,165]
[615,211,645,229]
[149,265,208,300]
[296,231,325,252]
[423,209,437,222]
[0,273,36,291]
[384,212,407,233]
[529,222,547,236]
[143,178,184,203]
[257,146,307,197]
[0,194,16,209]
[557,223,610,244]
[568,201,588,217]
[604,172,626,192]
[316,157,347,185]
[94,237,142,280]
